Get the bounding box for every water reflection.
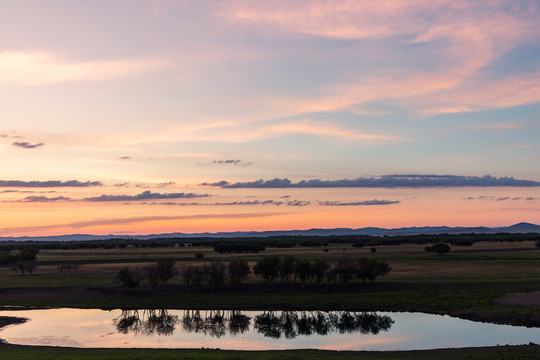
[113,309,393,339]
[114,309,179,336]
[254,311,394,339]
[182,310,251,338]
[1,308,540,350]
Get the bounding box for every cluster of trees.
[253,256,391,286]
[181,259,250,288]
[117,259,177,288]
[0,245,39,274]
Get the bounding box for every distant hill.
[1,222,539,242]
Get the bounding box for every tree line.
[1,232,538,253]
[117,256,391,289]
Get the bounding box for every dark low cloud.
[202,175,540,188]
[465,196,537,201]
[83,190,211,202]
[159,181,176,187]
[197,159,252,166]
[0,180,102,187]
[20,196,71,202]
[214,159,241,165]
[319,200,400,206]
[12,141,45,149]
[118,156,131,160]
[153,199,310,206]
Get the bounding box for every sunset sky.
[1,1,539,237]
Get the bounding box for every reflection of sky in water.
[0,309,539,350]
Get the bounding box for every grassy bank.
[0,343,539,360]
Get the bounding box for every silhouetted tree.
[228,259,250,287]
[294,259,312,285]
[206,261,226,287]
[253,256,280,283]
[277,255,296,283]
[311,259,329,284]
[156,259,177,285]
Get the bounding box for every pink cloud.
[0,51,171,86]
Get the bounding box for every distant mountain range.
[1,222,539,242]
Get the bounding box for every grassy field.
[0,240,539,358]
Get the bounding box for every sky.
[0,0,539,237]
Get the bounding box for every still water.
[0,308,539,350]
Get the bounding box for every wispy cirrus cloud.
[0,212,282,234]
[161,119,403,143]
[215,1,540,118]
[0,51,171,86]
[203,175,540,188]
[0,180,102,187]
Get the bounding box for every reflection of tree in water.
[113,309,179,336]
[254,311,394,339]
[182,310,251,338]
[114,309,393,339]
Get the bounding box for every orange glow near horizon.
[1,185,538,237]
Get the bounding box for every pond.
[0,308,539,350]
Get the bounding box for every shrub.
[195,252,204,259]
[451,239,474,246]
[425,243,451,255]
[17,261,37,275]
